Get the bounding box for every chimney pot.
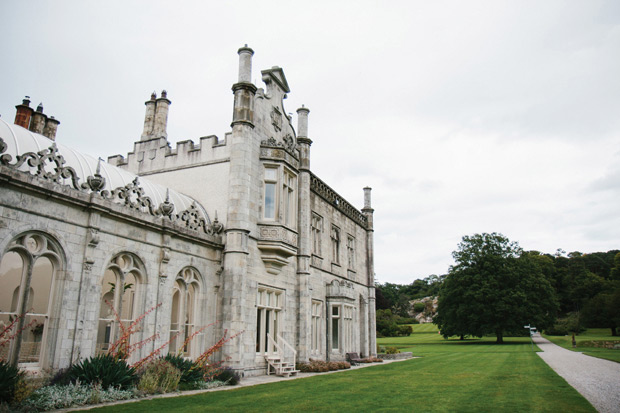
[36,103,44,113]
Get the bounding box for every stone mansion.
[0,46,377,376]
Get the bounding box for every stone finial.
[237,44,254,83]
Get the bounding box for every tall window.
[283,169,296,228]
[263,167,278,220]
[0,233,61,365]
[329,303,355,353]
[311,300,322,354]
[169,268,201,357]
[311,213,323,256]
[347,235,355,269]
[256,287,283,354]
[330,305,339,350]
[97,253,143,356]
[331,225,341,264]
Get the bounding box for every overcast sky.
[1,1,619,284]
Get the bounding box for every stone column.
[221,45,258,372]
[362,187,377,356]
[296,105,312,362]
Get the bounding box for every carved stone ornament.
[271,107,282,131]
[87,228,100,247]
[161,247,170,264]
[0,138,225,236]
[260,134,298,157]
[0,139,84,190]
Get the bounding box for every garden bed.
[377,352,413,360]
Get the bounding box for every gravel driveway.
[533,334,620,413]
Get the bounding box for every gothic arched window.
[169,267,201,357]
[96,253,144,356]
[0,232,62,366]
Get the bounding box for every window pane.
[120,273,137,322]
[265,183,276,219]
[31,257,53,315]
[0,252,23,313]
[332,318,339,350]
[265,168,277,181]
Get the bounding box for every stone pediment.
[261,66,290,94]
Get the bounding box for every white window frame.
[331,225,341,265]
[256,286,284,354]
[311,300,323,354]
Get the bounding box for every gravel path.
[533,333,620,413]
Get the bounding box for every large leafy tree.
[435,233,558,343]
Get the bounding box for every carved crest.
[271,107,282,131]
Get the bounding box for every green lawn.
[88,325,595,412]
[544,328,620,363]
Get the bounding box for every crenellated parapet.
[108,133,230,175]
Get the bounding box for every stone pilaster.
[362,187,376,356]
[221,45,258,371]
[296,105,312,361]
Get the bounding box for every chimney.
[14,96,34,128]
[232,45,257,127]
[43,116,60,141]
[141,91,157,140]
[152,90,171,138]
[29,103,47,134]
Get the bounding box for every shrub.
[396,317,416,325]
[21,382,137,411]
[69,354,137,390]
[413,302,426,313]
[162,354,203,384]
[398,325,413,336]
[137,359,181,394]
[363,357,383,363]
[385,346,400,354]
[49,367,72,386]
[211,367,241,385]
[0,360,23,404]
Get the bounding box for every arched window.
[96,253,144,356]
[0,233,62,366]
[169,268,201,357]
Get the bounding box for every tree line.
[377,233,620,340]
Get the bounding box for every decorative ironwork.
[310,173,368,228]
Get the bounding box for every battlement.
[108,132,231,175]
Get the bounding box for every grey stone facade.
[0,46,376,376]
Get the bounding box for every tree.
[583,286,620,336]
[435,233,558,343]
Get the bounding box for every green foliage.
[137,359,181,394]
[385,346,400,354]
[21,382,137,411]
[398,325,413,336]
[582,286,620,336]
[296,360,350,373]
[413,302,426,313]
[162,354,203,383]
[211,367,241,385]
[68,354,137,390]
[435,233,558,343]
[545,312,585,335]
[0,360,24,403]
